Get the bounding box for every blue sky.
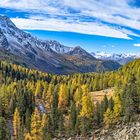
[0,0,140,54]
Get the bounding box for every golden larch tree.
[24,133,32,140]
[58,84,68,109]
[31,108,42,140]
[80,95,94,118]
[13,108,21,139]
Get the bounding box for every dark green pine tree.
[94,102,101,125]
[25,109,31,131]
[99,95,108,123]
[103,94,109,113]
[58,110,64,135]
[9,97,15,116]
[50,87,59,132]
[69,101,77,133]
[122,88,134,121]
[0,117,10,140]
[122,76,139,121]
[0,97,6,117]
[75,108,80,135]
[108,97,114,111]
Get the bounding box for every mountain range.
[0,15,122,74]
[91,52,140,65]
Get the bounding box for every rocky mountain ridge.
[0,15,121,74]
[91,51,140,65]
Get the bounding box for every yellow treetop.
[13,108,21,139]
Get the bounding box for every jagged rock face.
[0,15,79,74]
[0,29,9,49]
[0,15,121,74]
[47,40,74,54]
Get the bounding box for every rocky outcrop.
[94,121,140,140]
[52,121,140,140]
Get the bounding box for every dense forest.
[0,59,140,140]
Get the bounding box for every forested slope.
[0,59,139,139]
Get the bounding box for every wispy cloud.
[134,43,140,47]
[11,17,133,39]
[1,0,140,39]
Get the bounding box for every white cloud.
[53,0,140,30]
[11,17,132,39]
[1,0,140,39]
[119,28,140,37]
[0,0,62,14]
[134,44,140,47]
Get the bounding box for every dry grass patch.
[89,88,114,104]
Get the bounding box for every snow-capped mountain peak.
[0,15,16,29]
[46,40,74,54]
[91,51,140,65]
[0,15,76,55]
[0,15,122,74]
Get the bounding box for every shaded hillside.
[64,47,121,72]
[0,49,36,69]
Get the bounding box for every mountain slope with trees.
[0,15,121,74]
[0,58,139,139]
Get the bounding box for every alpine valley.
[1,0,140,139]
[0,15,121,74]
[0,14,139,140]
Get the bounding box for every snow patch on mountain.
[47,40,74,53]
[91,51,140,65]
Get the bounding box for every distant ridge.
[91,51,140,65]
